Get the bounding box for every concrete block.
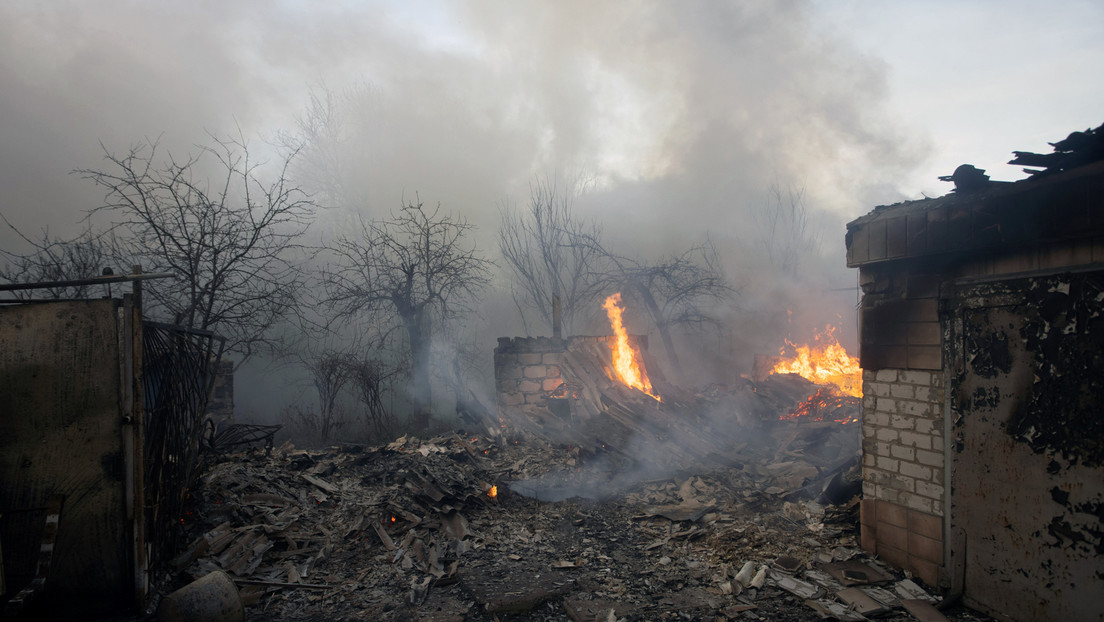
[915,480,944,501]
[891,445,916,461]
[891,384,915,399]
[901,400,934,417]
[878,542,908,570]
[865,468,890,485]
[878,522,908,551]
[876,455,899,472]
[877,500,909,528]
[876,397,898,414]
[523,366,546,378]
[890,414,914,430]
[542,378,563,392]
[499,392,524,406]
[907,322,941,347]
[541,352,562,365]
[868,382,891,397]
[913,386,932,402]
[914,418,939,435]
[900,492,934,514]
[915,449,943,467]
[875,369,898,382]
[860,499,877,527]
[910,558,940,589]
[875,428,899,442]
[907,345,941,370]
[904,298,938,323]
[908,532,943,565]
[862,480,877,498]
[870,412,892,427]
[899,461,933,481]
[909,509,943,541]
[888,473,916,493]
[861,524,877,553]
[517,379,541,393]
[899,431,933,450]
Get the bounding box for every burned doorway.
[944,270,1104,621]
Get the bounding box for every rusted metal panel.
[945,272,1104,622]
[0,300,133,618]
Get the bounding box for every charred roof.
[846,124,1104,269]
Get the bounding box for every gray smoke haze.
[1,1,931,416]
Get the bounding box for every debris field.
[163,375,995,621]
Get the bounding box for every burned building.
[846,126,1104,621]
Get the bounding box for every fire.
[770,325,861,397]
[487,485,498,499]
[779,386,860,424]
[602,293,661,401]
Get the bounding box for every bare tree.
[586,237,734,374]
[498,174,602,335]
[322,201,493,424]
[279,82,380,210]
[754,184,820,277]
[296,349,355,443]
[347,354,399,439]
[76,134,316,364]
[0,217,113,299]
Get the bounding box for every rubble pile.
[162,380,990,621]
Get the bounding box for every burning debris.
[160,410,989,621]
[150,318,986,621]
[770,325,862,398]
[602,293,661,402]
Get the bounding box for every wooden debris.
[301,473,339,494]
[903,598,952,622]
[155,377,968,622]
[838,586,892,615]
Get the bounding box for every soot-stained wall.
[847,161,1104,622]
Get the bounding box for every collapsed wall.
[493,335,650,412]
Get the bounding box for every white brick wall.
[861,369,946,516]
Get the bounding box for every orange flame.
[487,485,498,499]
[602,293,661,401]
[778,386,860,424]
[771,324,861,397]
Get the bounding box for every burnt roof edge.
[845,160,1104,268]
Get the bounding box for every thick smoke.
[1,1,924,416]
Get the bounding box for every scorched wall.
[846,160,1104,622]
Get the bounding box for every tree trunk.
[404,314,433,431]
[633,283,682,379]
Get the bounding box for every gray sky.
[1,0,1101,362]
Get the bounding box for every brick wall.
[493,335,645,411]
[861,369,945,514]
[493,337,565,407]
[860,368,945,587]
